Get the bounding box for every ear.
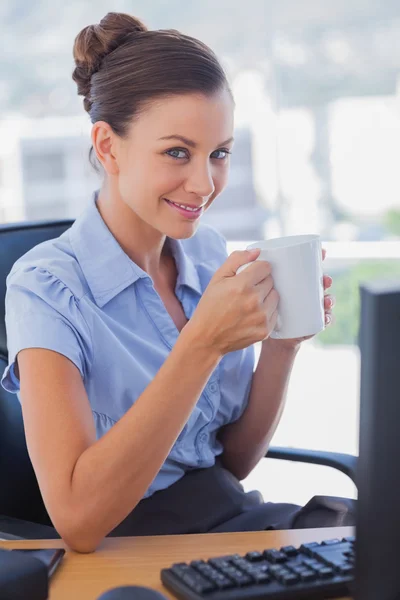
[91,121,121,176]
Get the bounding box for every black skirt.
[108,459,356,537]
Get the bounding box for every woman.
[1,13,341,553]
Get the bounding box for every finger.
[324,294,335,309]
[262,287,280,320]
[325,311,334,325]
[322,248,326,261]
[225,249,260,277]
[323,274,333,290]
[255,274,274,301]
[270,309,279,332]
[239,259,272,286]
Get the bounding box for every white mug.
[237,234,325,340]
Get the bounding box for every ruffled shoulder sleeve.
[1,265,92,394]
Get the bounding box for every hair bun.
[72,12,147,111]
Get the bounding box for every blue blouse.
[1,192,255,498]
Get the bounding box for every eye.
[211,148,232,160]
[165,148,189,160]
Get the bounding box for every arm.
[17,324,220,554]
[218,337,300,480]
[218,249,333,481]
[14,247,273,552]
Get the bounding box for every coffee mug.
[236,234,325,340]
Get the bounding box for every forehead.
[130,90,234,144]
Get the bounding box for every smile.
[164,199,205,212]
[163,198,206,219]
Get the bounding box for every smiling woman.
[71,11,236,259]
[0,11,351,553]
[90,89,235,247]
[92,89,233,245]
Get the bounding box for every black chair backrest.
[0,219,73,525]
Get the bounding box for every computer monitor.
[355,279,400,600]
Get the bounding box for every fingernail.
[326,314,331,325]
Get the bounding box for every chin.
[165,221,200,240]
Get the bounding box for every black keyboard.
[161,536,355,600]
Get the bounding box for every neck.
[96,183,169,279]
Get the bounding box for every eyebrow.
[158,134,234,148]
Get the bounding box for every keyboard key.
[253,571,271,584]
[247,562,269,572]
[290,565,309,575]
[182,572,216,593]
[313,552,348,568]
[280,545,298,557]
[263,549,287,563]
[300,542,320,556]
[268,565,287,579]
[316,567,334,578]
[171,564,191,578]
[229,573,254,586]
[231,556,253,570]
[208,574,236,590]
[208,558,232,571]
[193,563,228,583]
[300,569,318,582]
[283,573,300,585]
[342,535,356,543]
[321,538,341,545]
[340,564,354,575]
[245,551,264,562]
[268,564,285,573]
[302,558,321,569]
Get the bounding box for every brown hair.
[72,12,231,169]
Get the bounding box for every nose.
[184,160,215,199]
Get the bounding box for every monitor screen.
[355,279,400,600]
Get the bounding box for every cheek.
[118,164,142,204]
[152,164,185,196]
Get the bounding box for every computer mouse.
[97,585,169,600]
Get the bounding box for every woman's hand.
[187,248,278,357]
[271,248,334,350]
[187,247,334,357]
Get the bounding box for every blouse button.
[208,382,218,394]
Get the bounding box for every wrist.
[178,322,223,367]
[263,335,301,355]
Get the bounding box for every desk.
[1,526,354,600]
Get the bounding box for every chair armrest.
[265,446,358,484]
[0,515,59,540]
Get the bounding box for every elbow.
[220,450,259,481]
[231,466,251,481]
[61,529,103,554]
[220,453,250,482]
[55,515,104,554]
[63,535,100,554]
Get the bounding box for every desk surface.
[1,526,354,600]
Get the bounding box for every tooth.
[169,200,200,211]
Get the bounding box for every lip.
[164,198,205,220]
[164,198,206,209]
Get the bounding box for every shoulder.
[6,229,89,303]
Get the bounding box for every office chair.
[0,219,357,540]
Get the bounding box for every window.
[22,151,65,183]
